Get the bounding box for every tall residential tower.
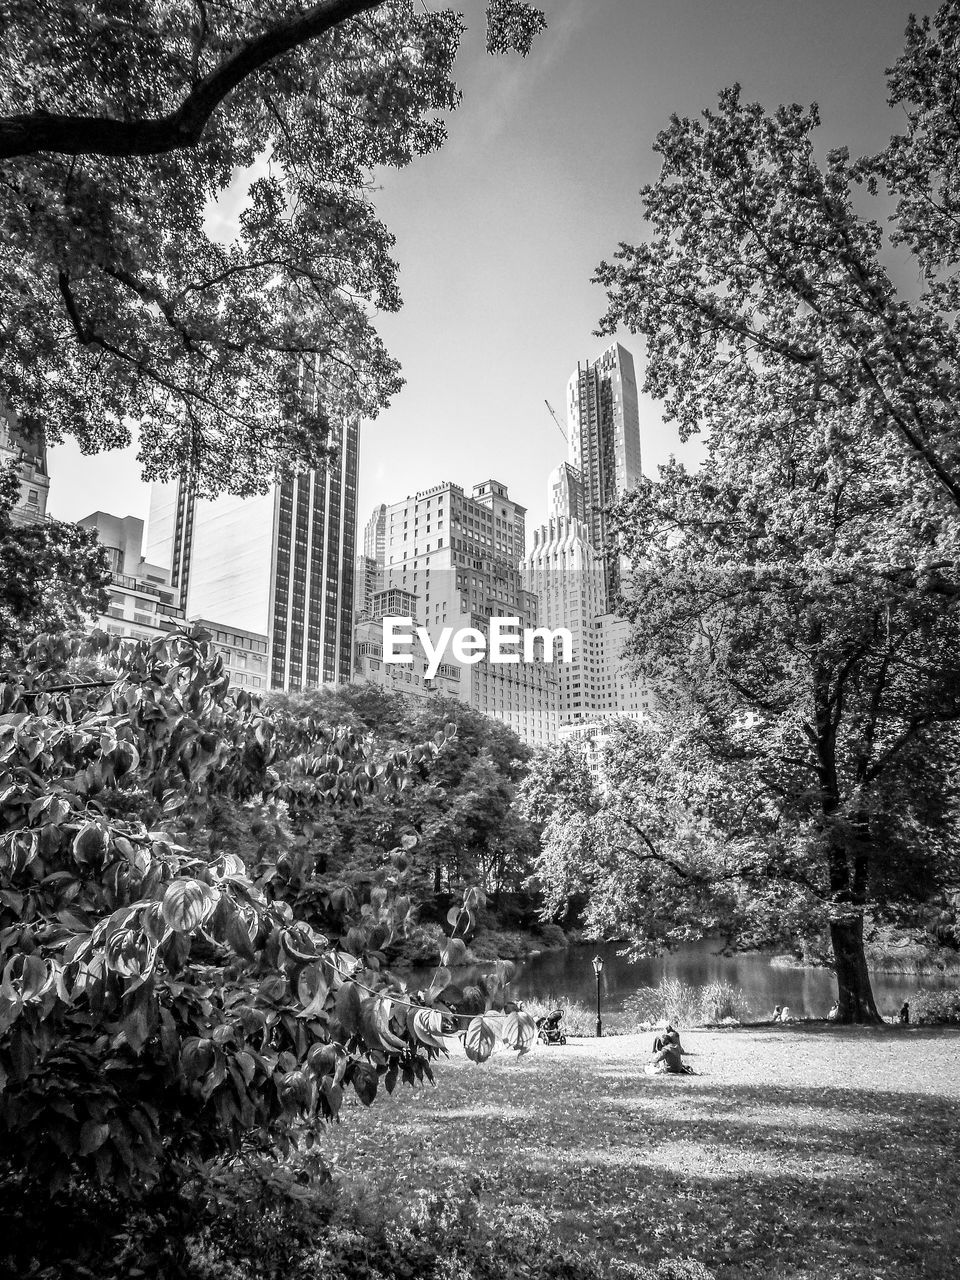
[147,418,358,692]
[566,342,641,605]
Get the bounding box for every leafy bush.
[388,920,448,965]
[698,980,751,1024]
[536,922,570,950]
[912,987,960,1024]
[0,628,537,1214]
[614,979,750,1031]
[468,926,537,961]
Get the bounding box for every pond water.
[404,939,954,1021]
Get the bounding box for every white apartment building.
[80,512,268,688]
[79,512,187,641]
[354,587,463,701]
[362,479,558,746]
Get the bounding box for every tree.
[0,626,536,1263]
[0,0,545,494]
[270,685,540,927]
[588,401,960,1020]
[0,462,109,656]
[590,3,960,1022]
[517,740,596,923]
[596,2,960,536]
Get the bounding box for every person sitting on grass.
[652,1023,685,1054]
[645,1024,693,1075]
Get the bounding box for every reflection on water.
[403,939,953,1020]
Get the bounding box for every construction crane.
[544,399,567,443]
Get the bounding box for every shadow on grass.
[326,1029,960,1279]
[506,1077,959,1280]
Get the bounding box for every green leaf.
[502,1010,537,1054]
[79,1121,110,1156]
[463,1015,498,1064]
[161,879,218,933]
[334,981,362,1036]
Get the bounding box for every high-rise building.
[566,342,641,605]
[363,503,387,563]
[521,343,657,749]
[147,417,358,692]
[353,553,382,620]
[523,515,605,726]
[547,461,586,524]
[368,479,557,746]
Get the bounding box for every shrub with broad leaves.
[0,626,537,1212]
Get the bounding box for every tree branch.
[0,0,385,160]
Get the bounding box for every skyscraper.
[523,514,605,726]
[566,342,642,605]
[147,418,358,692]
[363,503,387,562]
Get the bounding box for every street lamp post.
[592,953,604,1037]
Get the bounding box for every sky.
[47,0,922,537]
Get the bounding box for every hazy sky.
[48,0,920,537]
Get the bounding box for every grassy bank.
[322,1025,960,1280]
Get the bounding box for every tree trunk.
[830,915,883,1023]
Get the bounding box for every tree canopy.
[596,1,960,537]
[0,0,545,494]
[587,2,960,1020]
[0,463,109,657]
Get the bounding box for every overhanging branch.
[0,0,384,160]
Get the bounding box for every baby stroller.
[536,1008,567,1046]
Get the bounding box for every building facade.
[363,503,387,563]
[354,586,463,702]
[147,419,358,693]
[0,404,49,526]
[79,511,186,641]
[80,513,270,689]
[523,515,606,726]
[361,479,558,745]
[566,342,642,606]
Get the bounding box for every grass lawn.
[322,1024,960,1280]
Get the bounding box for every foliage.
[590,9,960,1021]
[273,683,542,931]
[188,1177,712,1280]
[912,987,960,1025]
[517,741,597,922]
[0,461,109,657]
[596,4,960,524]
[0,626,537,1213]
[617,979,750,1030]
[0,0,544,493]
